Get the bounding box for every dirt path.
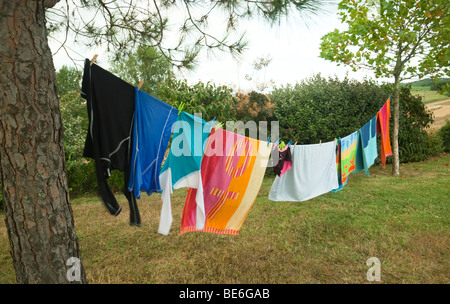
[425,98,450,130]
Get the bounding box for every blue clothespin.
[287,140,292,147]
[275,138,281,146]
[267,137,271,147]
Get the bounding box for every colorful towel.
[356,115,378,175]
[377,98,393,168]
[180,128,272,235]
[269,142,339,202]
[158,112,212,235]
[128,87,178,199]
[333,131,359,191]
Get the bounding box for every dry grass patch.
[0,154,449,284]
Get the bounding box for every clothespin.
[90,54,98,66]
[274,138,281,146]
[287,140,292,147]
[178,102,185,115]
[137,80,144,91]
[319,140,322,146]
[279,141,286,150]
[267,137,271,147]
[213,121,223,130]
[293,141,297,146]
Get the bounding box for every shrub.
[272,75,387,144]
[271,74,440,163]
[438,120,450,152]
[395,86,443,162]
[156,78,237,123]
[66,161,123,197]
[233,90,276,139]
[235,91,275,122]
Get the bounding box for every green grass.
[1,154,449,284]
[411,90,449,104]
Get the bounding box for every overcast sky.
[49,1,389,91]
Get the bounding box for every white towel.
[268,141,339,202]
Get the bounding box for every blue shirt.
[128,87,178,199]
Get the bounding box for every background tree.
[110,45,172,96]
[245,55,275,92]
[319,0,450,176]
[47,0,322,68]
[0,0,323,283]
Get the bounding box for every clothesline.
[81,58,392,236]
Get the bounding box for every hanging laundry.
[180,128,272,235]
[81,59,140,226]
[333,131,359,192]
[377,98,393,168]
[128,87,178,200]
[269,142,339,201]
[272,145,293,177]
[158,112,213,235]
[356,115,378,175]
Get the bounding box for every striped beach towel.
[180,128,272,235]
[377,98,393,168]
[334,131,358,191]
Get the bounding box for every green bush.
[395,86,443,162]
[66,161,123,197]
[438,120,450,152]
[271,74,440,163]
[156,78,237,123]
[272,75,387,144]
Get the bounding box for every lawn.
[411,89,449,104]
[1,154,449,284]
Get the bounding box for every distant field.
[1,154,449,284]
[411,90,449,103]
[402,77,450,104]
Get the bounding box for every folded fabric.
[269,141,339,202]
[377,98,393,168]
[180,128,272,235]
[81,59,140,226]
[128,87,178,199]
[158,112,213,235]
[272,145,293,177]
[333,131,359,191]
[356,115,378,175]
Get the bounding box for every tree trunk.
[0,0,86,283]
[391,74,401,177]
